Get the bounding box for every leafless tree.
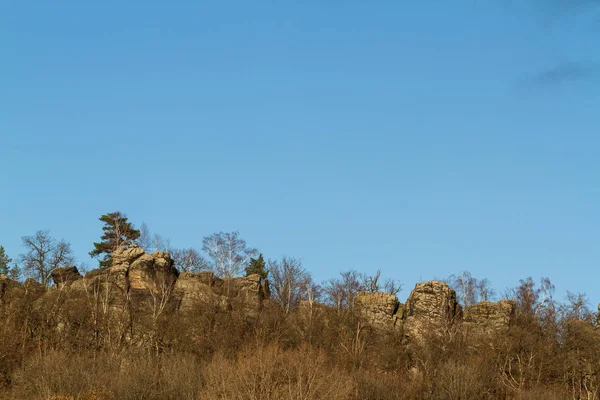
[202,231,257,278]
[136,222,153,251]
[19,230,75,287]
[449,270,496,308]
[360,269,402,296]
[152,233,170,252]
[322,270,363,313]
[170,248,207,273]
[268,256,312,314]
[560,291,592,322]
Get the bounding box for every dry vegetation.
[1,278,599,400]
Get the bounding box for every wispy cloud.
[524,61,599,87]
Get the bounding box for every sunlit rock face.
[355,291,403,332]
[463,300,515,336]
[402,281,461,340]
[174,272,268,318]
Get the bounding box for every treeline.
[1,211,599,399]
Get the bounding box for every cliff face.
[355,292,402,331]
[0,246,268,333]
[403,281,462,340]
[355,281,515,340]
[463,300,515,336]
[174,271,267,317]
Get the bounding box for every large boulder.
[463,300,515,336]
[111,245,145,265]
[174,272,226,311]
[128,251,178,292]
[355,292,402,331]
[403,281,461,340]
[51,266,83,288]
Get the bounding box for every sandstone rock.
[403,281,460,340]
[85,265,129,294]
[175,272,267,317]
[111,245,144,265]
[174,272,226,311]
[128,251,178,292]
[463,300,514,336]
[355,292,402,331]
[51,266,83,288]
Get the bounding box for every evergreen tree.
[89,211,140,268]
[0,245,12,276]
[245,253,268,280]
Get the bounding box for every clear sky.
[1,1,598,302]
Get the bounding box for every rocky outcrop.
[79,245,179,296]
[175,272,267,317]
[51,266,83,289]
[463,300,515,336]
[355,292,403,331]
[403,281,461,340]
[355,281,516,341]
[355,281,461,340]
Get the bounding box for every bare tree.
[19,230,75,287]
[560,291,592,322]
[360,269,402,296]
[136,222,153,252]
[170,248,206,273]
[269,256,312,314]
[383,277,403,296]
[361,269,382,293]
[323,270,363,313]
[202,231,257,278]
[152,233,170,252]
[449,270,496,308]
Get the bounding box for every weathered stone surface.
[128,251,178,292]
[355,292,402,331]
[463,300,514,336]
[174,272,227,311]
[85,265,129,294]
[51,266,83,288]
[111,245,145,265]
[175,272,267,317]
[403,281,461,340]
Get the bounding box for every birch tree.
[201,231,256,278]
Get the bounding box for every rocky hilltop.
[0,246,553,344]
[356,280,516,339]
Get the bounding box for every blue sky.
[1,1,598,302]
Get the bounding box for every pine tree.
[89,211,140,268]
[0,245,12,276]
[245,253,268,280]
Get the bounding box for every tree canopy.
[0,245,12,276]
[245,253,268,280]
[89,211,140,268]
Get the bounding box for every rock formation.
[50,266,82,289]
[462,300,515,336]
[355,292,403,331]
[402,280,461,340]
[43,245,268,319]
[175,272,267,317]
[354,281,514,340]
